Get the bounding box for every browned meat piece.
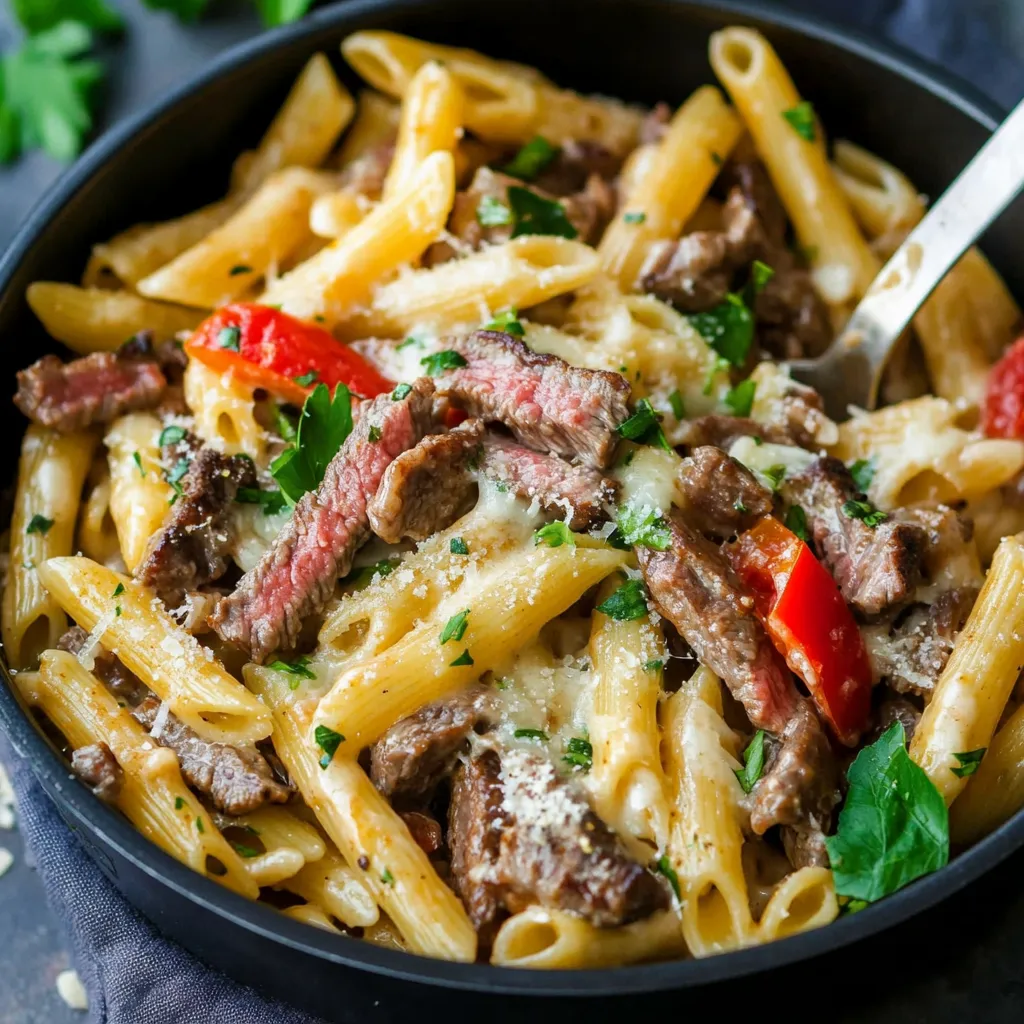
[782,825,829,869]
[638,511,799,733]
[399,810,444,855]
[784,457,927,616]
[440,330,629,469]
[749,701,839,835]
[15,352,166,433]
[531,139,622,196]
[755,265,832,361]
[119,331,189,384]
[136,448,256,608]
[369,682,496,800]
[674,414,801,452]
[132,695,292,815]
[367,419,484,543]
[210,379,437,662]
[866,588,978,697]
[561,172,617,246]
[340,141,394,200]
[756,380,834,450]
[719,152,788,250]
[480,432,617,529]
[678,445,773,536]
[638,232,733,312]
[448,747,669,940]
[71,743,123,802]
[59,626,146,705]
[870,697,922,745]
[639,102,671,145]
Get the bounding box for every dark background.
[1,0,1023,1021]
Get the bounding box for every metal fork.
[788,97,1024,421]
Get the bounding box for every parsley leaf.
[420,350,467,376]
[849,457,877,493]
[217,325,240,351]
[345,558,399,588]
[26,513,54,535]
[688,293,754,367]
[644,659,663,672]
[231,842,260,858]
[842,499,887,528]
[668,388,685,420]
[826,722,948,902]
[734,730,766,793]
[293,369,318,387]
[450,648,474,667]
[450,537,469,555]
[229,264,252,276]
[785,504,809,542]
[391,383,412,401]
[615,503,671,550]
[501,135,558,181]
[655,855,681,900]
[236,486,287,515]
[951,748,986,778]
[367,424,381,442]
[268,655,316,686]
[507,186,578,240]
[562,736,593,771]
[534,522,575,548]
[749,259,775,294]
[271,404,297,444]
[514,727,549,742]
[482,308,524,336]
[111,582,124,597]
[477,194,512,227]
[13,0,123,34]
[251,0,314,27]
[596,578,648,621]
[270,383,353,504]
[782,101,817,142]
[158,425,187,447]
[380,866,394,885]
[174,796,185,810]
[439,609,470,645]
[623,211,646,224]
[617,398,670,450]
[132,450,146,477]
[762,464,787,491]
[314,724,344,769]
[724,379,757,417]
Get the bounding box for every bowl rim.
[0,0,1017,997]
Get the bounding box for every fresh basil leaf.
[314,724,344,769]
[507,186,578,240]
[734,730,766,793]
[688,293,755,367]
[236,487,287,515]
[439,608,470,645]
[501,135,558,181]
[534,522,575,548]
[724,379,756,417]
[477,194,513,227]
[367,424,381,442]
[420,350,467,376]
[397,335,422,351]
[596,578,648,621]
[644,659,663,672]
[782,101,817,142]
[615,503,671,551]
[271,404,298,444]
[617,398,671,450]
[380,867,394,885]
[750,259,775,294]
[842,499,887,528]
[951,748,986,778]
[111,582,124,597]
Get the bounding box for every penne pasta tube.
[910,533,1024,805]
[756,867,837,941]
[338,235,601,338]
[309,189,369,239]
[532,86,645,157]
[831,140,924,240]
[77,471,122,569]
[137,168,338,309]
[314,543,626,751]
[219,805,326,889]
[710,28,879,305]
[182,358,265,461]
[332,90,401,170]
[36,556,273,745]
[276,848,380,929]
[598,86,743,289]
[20,653,258,899]
[2,427,97,668]
[26,283,202,355]
[260,150,455,322]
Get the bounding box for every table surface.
[2,1,1024,1021]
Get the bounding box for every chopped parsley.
[703,355,731,396]
[345,558,399,587]
[495,677,512,690]
[785,505,809,542]
[689,293,754,367]
[217,326,241,351]
[733,500,748,514]
[270,383,353,504]
[391,383,412,401]
[842,499,887,528]
[367,424,382,442]
[420,350,467,376]
[114,606,121,617]
[615,503,671,550]
[734,730,767,793]
[440,609,470,645]
[501,135,559,181]
[132,451,146,477]
[450,649,474,667]
[174,796,185,810]
[158,425,187,447]
[668,389,685,420]
[762,464,787,491]
[782,101,817,142]
[293,369,319,387]
[236,487,287,515]
[229,264,253,276]
[397,335,422,351]
[711,151,723,166]
[562,736,593,771]
[596,578,648,621]
[196,817,205,833]
[231,842,260,858]
[477,194,513,227]
[268,655,317,688]
[514,727,549,742]
[380,867,395,885]
[617,398,671,451]
[507,186,578,240]
[655,855,681,900]
[644,659,664,673]
[450,537,469,555]
[112,583,125,597]
[272,404,298,444]
[747,259,775,299]
[534,521,575,548]
[951,748,986,778]
[482,308,525,336]
[25,513,54,535]
[849,457,877,493]
[314,724,344,769]
[623,211,646,224]
[724,379,757,417]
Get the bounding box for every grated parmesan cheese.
[0,847,12,878]
[56,970,88,1012]
[77,607,117,672]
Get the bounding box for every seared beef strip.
[674,414,801,452]
[638,511,799,733]
[531,139,622,196]
[440,330,629,469]
[448,746,669,940]
[15,351,166,433]
[678,445,773,536]
[119,331,189,384]
[639,102,671,145]
[480,432,618,529]
[132,695,291,816]
[210,379,437,662]
[870,697,922,745]
[136,447,256,608]
[783,457,927,616]
[370,682,496,800]
[638,232,733,312]
[781,825,829,870]
[58,626,146,705]
[367,419,484,543]
[71,743,124,802]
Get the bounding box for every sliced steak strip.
[132,695,292,816]
[136,448,256,608]
[448,746,669,940]
[783,457,927,616]
[15,352,166,433]
[210,379,437,661]
[638,232,733,312]
[440,330,629,469]
[531,140,622,196]
[119,331,189,384]
[480,432,618,529]
[58,626,146,705]
[72,743,124,802]
[369,682,496,800]
[678,445,773,536]
[674,414,800,452]
[638,511,799,733]
[367,419,484,543]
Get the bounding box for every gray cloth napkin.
[1,2,1021,1022]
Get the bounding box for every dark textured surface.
[0,1,1023,1022]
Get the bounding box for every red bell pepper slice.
[983,334,1024,438]
[727,516,871,746]
[184,303,393,406]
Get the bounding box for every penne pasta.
[275,848,380,929]
[182,358,265,460]
[219,805,326,889]
[332,90,401,170]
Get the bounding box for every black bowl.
[1,1,1021,1019]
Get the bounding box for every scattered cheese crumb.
[0,847,13,878]
[0,762,15,830]
[56,970,88,1011]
